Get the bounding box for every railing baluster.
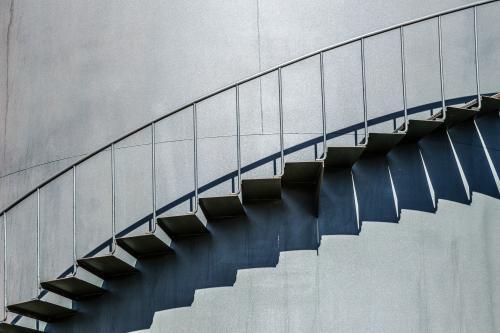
[438,15,446,118]
[193,104,199,211]
[3,213,7,321]
[400,26,408,131]
[151,123,157,232]
[278,68,284,175]
[36,188,40,293]
[319,52,327,159]
[236,85,242,192]
[73,166,77,274]
[111,144,116,252]
[473,6,481,109]
[361,38,368,144]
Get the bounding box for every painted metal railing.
[1,0,498,322]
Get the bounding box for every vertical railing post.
[438,15,447,118]
[473,6,481,109]
[278,68,285,175]
[192,104,199,211]
[319,52,327,159]
[400,26,409,132]
[36,188,40,294]
[361,38,368,144]
[235,86,242,193]
[3,213,7,321]
[151,123,157,232]
[110,144,116,253]
[72,166,77,275]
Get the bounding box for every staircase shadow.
[42,100,500,333]
[448,119,500,199]
[47,187,318,333]
[474,112,500,187]
[418,128,471,205]
[387,143,436,215]
[353,156,399,225]
[318,169,359,236]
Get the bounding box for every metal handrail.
[0,0,495,217]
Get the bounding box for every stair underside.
[77,254,137,279]
[282,161,323,185]
[325,146,365,169]
[199,195,245,220]
[157,214,208,239]
[362,132,406,157]
[40,276,105,301]
[241,178,281,203]
[0,323,41,333]
[7,300,76,323]
[116,233,174,259]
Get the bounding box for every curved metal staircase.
[1,0,500,332]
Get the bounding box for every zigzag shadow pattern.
[42,110,500,332]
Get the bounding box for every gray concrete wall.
[139,194,500,333]
[1,0,495,207]
[1,0,500,330]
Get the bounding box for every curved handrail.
[0,0,497,216]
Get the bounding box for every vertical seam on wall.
[3,0,14,162]
[256,0,264,134]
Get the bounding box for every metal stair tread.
[116,232,174,259]
[241,177,282,203]
[77,254,138,279]
[40,275,105,301]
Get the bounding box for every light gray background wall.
[1,0,500,323]
[0,0,488,209]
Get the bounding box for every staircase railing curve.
[1,0,498,326]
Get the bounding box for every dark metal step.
[199,195,245,220]
[77,254,137,279]
[441,106,477,127]
[400,119,443,143]
[116,231,174,259]
[7,300,75,323]
[157,213,208,239]
[361,132,406,157]
[40,276,105,301]
[324,146,365,169]
[0,323,41,333]
[282,161,323,185]
[479,95,500,114]
[241,178,281,203]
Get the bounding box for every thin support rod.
[151,122,157,232]
[278,68,285,175]
[235,85,242,193]
[438,16,447,118]
[72,166,77,274]
[36,188,40,293]
[319,52,327,159]
[473,6,481,109]
[400,26,408,131]
[111,144,116,252]
[3,213,7,321]
[193,104,199,211]
[361,39,368,143]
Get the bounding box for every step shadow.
[386,143,436,214]
[352,156,398,225]
[418,129,470,205]
[47,189,318,332]
[448,119,500,199]
[318,169,359,236]
[474,112,500,182]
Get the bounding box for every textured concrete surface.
[138,193,500,333]
[1,0,498,209]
